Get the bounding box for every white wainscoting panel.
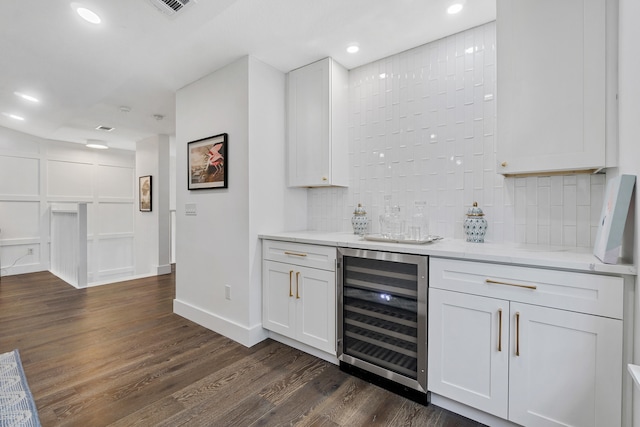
[0,156,39,196]
[98,237,134,276]
[0,241,40,275]
[0,201,40,238]
[98,165,134,199]
[98,203,134,235]
[47,160,93,198]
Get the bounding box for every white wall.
[307,22,607,248]
[135,134,172,276]
[170,136,177,263]
[174,56,306,346]
[175,56,251,341]
[619,0,640,424]
[248,57,308,326]
[0,126,136,283]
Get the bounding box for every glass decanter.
[408,201,429,241]
[379,195,392,238]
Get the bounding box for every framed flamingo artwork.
[187,133,228,190]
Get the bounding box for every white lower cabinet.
[429,258,624,427]
[262,240,336,355]
[509,302,622,427]
[429,289,509,418]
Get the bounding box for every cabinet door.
[497,0,606,175]
[263,261,296,338]
[509,303,622,427]
[295,265,336,354]
[287,58,330,187]
[428,289,509,418]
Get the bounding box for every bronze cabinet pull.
[289,270,294,297]
[515,312,520,356]
[486,278,537,290]
[296,272,301,299]
[498,308,503,352]
[284,251,307,257]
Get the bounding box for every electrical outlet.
[27,248,33,255]
[185,203,197,216]
[225,285,231,300]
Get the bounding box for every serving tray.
[362,234,443,244]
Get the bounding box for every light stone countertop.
[259,231,637,276]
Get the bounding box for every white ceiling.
[0,0,495,151]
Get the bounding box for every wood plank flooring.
[0,270,484,427]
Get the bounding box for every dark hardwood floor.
[0,269,483,427]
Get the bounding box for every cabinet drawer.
[430,258,623,319]
[263,240,336,271]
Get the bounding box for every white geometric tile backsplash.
[307,22,605,248]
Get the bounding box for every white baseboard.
[156,264,172,275]
[430,394,517,427]
[266,331,339,365]
[88,272,157,287]
[0,263,45,277]
[173,299,268,347]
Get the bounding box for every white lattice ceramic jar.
[351,203,370,236]
[464,202,487,243]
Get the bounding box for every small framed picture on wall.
[187,133,228,190]
[139,175,152,212]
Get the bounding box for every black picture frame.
[139,175,152,212]
[187,133,228,190]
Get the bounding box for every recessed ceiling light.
[76,7,101,24]
[14,92,40,103]
[447,3,464,14]
[2,112,25,121]
[347,44,360,54]
[86,140,108,149]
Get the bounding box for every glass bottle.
[409,201,429,241]
[379,195,392,238]
[389,205,405,240]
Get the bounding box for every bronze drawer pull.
[284,251,307,257]
[486,278,537,290]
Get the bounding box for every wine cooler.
[337,248,429,404]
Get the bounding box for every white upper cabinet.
[287,57,348,187]
[496,0,614,176]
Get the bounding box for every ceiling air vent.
[95,125,114,132]
[147,0,194,17]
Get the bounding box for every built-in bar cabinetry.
[429,257,624,427]
[496,0,616,176]
[262,239,336,355]
[260,232,634,426]
[286,57,348,187]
